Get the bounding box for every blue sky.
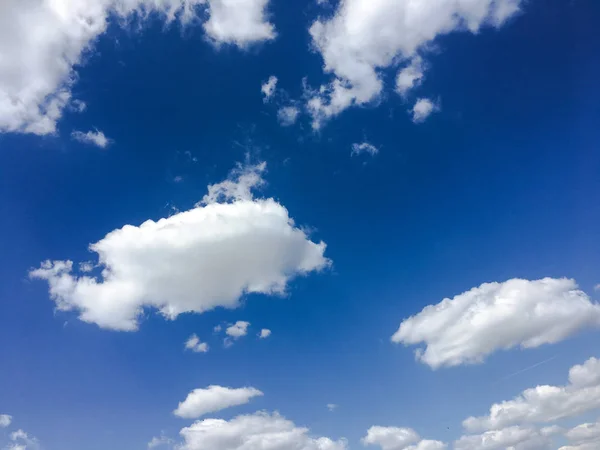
[1,0,600,449]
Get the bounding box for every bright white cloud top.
[362,426,446,450]
[258,328,271,339]
[306,0,522,128]
[261,75,278,102]
[173,385,263,419]
[30,162,330,331]
[0,414,11,427]
[71,130,111,148]
[392,278,600,368]
[396,57,426,97]
[0,0,275,135]
[410,99,438,123]
[226,321,250,338]
[178,411,348,450]
[184,334,209,353]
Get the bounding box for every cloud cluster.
[174,385,263,419]
[306,0,522,127]
[184,334,209,353]
[0,0,275,136]
[362,426,446,450]
[31,163,330,331]
[392,278,600,368]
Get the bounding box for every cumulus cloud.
[9,429,40,450]
[351,142,379,157]
[184,334,209,353]
[362,426,446,450]
[258,328,271,339]
[178,411,347,450]
[30,162,330,331]
[306,0,522,127]
[559,419,600,450]
[71,129,112,148]
[454,425,557,450]
[277,106,300,126]
[392,278,600,369]
[410,99,438,123]
[463,356,600,432]
[0,0,275,136]
[396,57,426,97]
[174,385,263,419]
[261,76,278,102]
[0,414,12,427]
[226,321,250,338]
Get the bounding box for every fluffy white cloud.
[184,334,209,353]
[71,129,111,148]
[306,0,522,127]
[351,142,379,156]
[30,162,330,331]
[178,411,347,450]
[362,426,446,450]
[463,356,600,432]
[226,321,250,338]
[258,328,271,339]
[392,278,600,368]
[396,57,426,97]
[261,76,278,102]
[0,0,274,136]
[455,425,556,450]
[174,385,263,419]
[410,99,438,123]
[277,106,300,126]
[0,414,12,427]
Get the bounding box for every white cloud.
[391,278,600,369]
[0,0,274,136]
[71,129,111,148]
[396,57,426,97]
[463,356,600,432]
[30,162,330,331]
[410,99,438,123]
[277,106,300,126]
[351,142,379,157]
[226,321,250,338]
[71,99,87,113]
[258,328,271,339]
[306,0,521,127]
[455,425,555,450]
[327,403,337,412]
[178,411,347,450]
[174,386,263,419]
[362,426,446,450]
[148,433,174,448]
[0,414,12,427]
[261,76,278,102]
[559,419,600,450]
[184,334,209,353]
[9,429,39,450]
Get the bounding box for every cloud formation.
[410,99,438,123]
[0,414,11,427]
[261,76,278,102]
[71,130,111,148]
[277,106,300,126]
[362,426,446,450]
[31,162,330,331]
[258,328,271,339]
[226,321,251,338]
[454,425,558,450]
[392,278,600,368]
[351,142,379,157]
[174,385,263,419]
[184,334,209,353]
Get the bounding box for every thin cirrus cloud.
[173,385,263,419]
[71,130,111,148]
[30,162,330,331]
[362,426,446,450]
[0,0,275,136]
[392,278,600,369]
[306,0,522,128]
[177,411,347,450]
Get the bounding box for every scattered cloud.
[30,162,330,331]
[455,425,558,450]
[306,0,521,128]
[258,328,271,339]
[71,129,112,148]
[327,403,338,412]
[261,76,278,102]
[560,419,600,450]
[213,324,222,333]
[410,99,438,123]
[392,278,600,369]
[148,433,175,449]
[396,57,426,97]
[226,321,250,338]
[173,385,263,419]
[9,429,40,450]
[0,414,12,427]
[184,334,209,353]
[463,356,600,432]
[362,426,446,450]
[277,106,300,126]
[70,99,87,113]
[351,142,379,157]
[178,411,347,450]
[173,175,184,183]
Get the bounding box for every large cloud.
[362,426,446,450]
[178,411,347,450]
[0,0,274,135]
[174,386,263,419]
[30,163,330,331]
[463,357,600,432]
[454,425,558,450]
[306,0,522,127]
[392,278,600,368]
[559,419,600,450]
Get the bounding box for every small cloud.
[277,106,300,126]
[0,414,12,428]
[226,321,250,339]
[326,404,338,411]
[214,324,223,333]
[258,329,271,339]
[261,76,278,102]
[148,433,174,449]
[184,334,209,353]
[595,284,600,291]
[173,175,184,183]
[71,129,112,148]
[351,142,379,156]
[79,262,94,273]
[396,56,426,96]
[410,98,439,123]
[184,150,198,163]
[70,99,87,113]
